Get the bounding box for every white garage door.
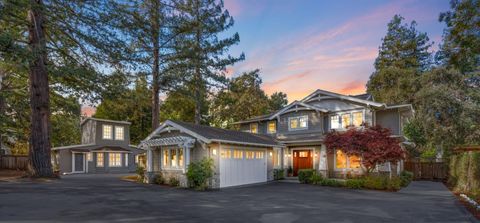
[220,148,267,188]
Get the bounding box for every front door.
[74,153,84,172]
[293,150,313,176]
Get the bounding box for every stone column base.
[145,172,155,184]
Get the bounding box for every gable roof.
[301,89,385,108]
[80,117,131,126]
[144,120,281,147]
[350,93,373,101]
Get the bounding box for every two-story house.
[52,118,144,174]
[140,89,412,188]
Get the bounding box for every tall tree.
[174,0,244,124]
[268,92,288,112]
[367,15,433,104]
[0,0,127,177]
[436,0,480,73]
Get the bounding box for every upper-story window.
[267,121,276,134]
[250,123,258,133]
[102,125,112,139]
[330,111,364,130]
[115,126,124,140]
[289,115,308,131]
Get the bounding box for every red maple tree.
[324,125,405,173]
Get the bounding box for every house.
[141,89,413,188]
[52,118,144,174]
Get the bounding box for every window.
[250,123,258,133]
[124,154,128,166]
[330,115,340,129]
[245,151,254,159]
[163,150,168,166]
[267,121,276,133]
[170,149,177,167]
[299,151,309,157]
[289,115,308,130]
[96,153,104,167]
[221,149,232,159]
[335,149,361,169]
[273,150,280,167]
[135,155,139,164]
[352,112,363,127]
[233,150,243,159]
[256,151,264,159]
[102,125,112,139]
[109,153,121,167]
[86,152,92,161]
[115,126,124,140]
[179,149,184,167]
[341,113,351,128]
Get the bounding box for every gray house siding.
[95,120,131,146]
[81,120,96,144]
[277,110,323,135]
[375,109,401,135]
[57,150,72,173]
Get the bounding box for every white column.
[146,147,153,172]
[319,145,327,171]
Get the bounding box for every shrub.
[386,177,402,191]
[186,158,215,190]
[154,173,164,185]
[319,178,345,187]
[345,179,365,189]
[298,169,315,184]
[136,166,145,182]
[169,177,180,187]
[399,171,413,187]
[310,173,323,185]
[273,169,285,180]
[363,175,388,190]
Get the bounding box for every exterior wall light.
[212,149,217,156]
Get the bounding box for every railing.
[0,155,29,170]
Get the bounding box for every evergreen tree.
[269,92,288,112]
[173,0,244,124]
[367,15,433,104]
[436,0,480,73]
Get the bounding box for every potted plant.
[287,166,293,177]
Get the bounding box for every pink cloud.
[340,80,367,95]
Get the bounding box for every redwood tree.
[325,125,405,173]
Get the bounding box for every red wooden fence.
[0,155,29,170]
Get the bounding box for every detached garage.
[141,120,283,188]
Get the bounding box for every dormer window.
[115,126,124,140]
[102,125,112,139]
[267,121,276,134]
[289,115,308,131]
[250,123,258,134]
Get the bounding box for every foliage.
[136,166,145,182]
[154,173,165,185]
[94,75,153,144]
[345,179,365,189]
[399,171,414,187]
[325,125,404,173]
[363,175,388,190]
[160,87,210,124]
[210,70,288,128]
[449,151,480,200]
[310,173,323,185]
[367,14,433,104]
[319,179,345,187]
[298,169,315,184]
[186,158,215,190]
[287,166,293,175]
[168,177,180,187]
[403,117,427,148]
[436,0,480,73]
[273,169,285,180]
[386,177,402,191]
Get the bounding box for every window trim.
[329,110,366,130]
[115,126,124,141]
[108,153,122,167]
[124,153,128,167]
[102,124,113,140]
[267,121,276,134]
[333,149,362,171]
[96,152,104,167]
[250,123,258,133]
[288,115,308,131]
[161,148,185,171]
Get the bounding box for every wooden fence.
[0,155,29,170]
[404,161,447,180]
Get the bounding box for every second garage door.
[220,148,267,188]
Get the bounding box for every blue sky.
[222,0,451,101]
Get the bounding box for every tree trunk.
[27,0,53,177]
[194,3,201,125]
[150,0,161,130]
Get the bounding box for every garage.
[220,148,267,187]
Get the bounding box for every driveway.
[0,174,476,223]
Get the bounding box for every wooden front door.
[293,150,313,176]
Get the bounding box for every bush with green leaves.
[399,171,414,187]
[449,151,480,201]
[345,179,365,189]
[386,177,402,191]
[154,173,164,185]
[273,169,285,180]
[310,173,323,185]
[298,169,315,184]
[136,166,145,182]
[186,158,215,190]
[363,175,388,190]
[169,177,180,187]
[319,178,345,187]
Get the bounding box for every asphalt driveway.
[0,174,476,223]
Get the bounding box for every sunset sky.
[223,0,450,101]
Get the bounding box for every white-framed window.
[86,152,92,161]
[170,149,177,167]
[335,150,361,170]
[115,126,124,141]
[289,115,308,131]
[250,123,258,133]
[102,125,112,139]
[163,150,168,167]
[96,153,104,167]
[233,150,243,159]
[178,149,184,167]
[330,111,364,130]
[124,153,128,166]
[267,121,276,134]
[330,115,340,129]
[341,113,351,129]
[162,148,185,169]
[109,153,122,167]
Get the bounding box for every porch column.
[146,147,153,172]
[318,144,327,177]
[184,146,190,173]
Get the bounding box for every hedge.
[449,151,480,200]
[298,169,315,184]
